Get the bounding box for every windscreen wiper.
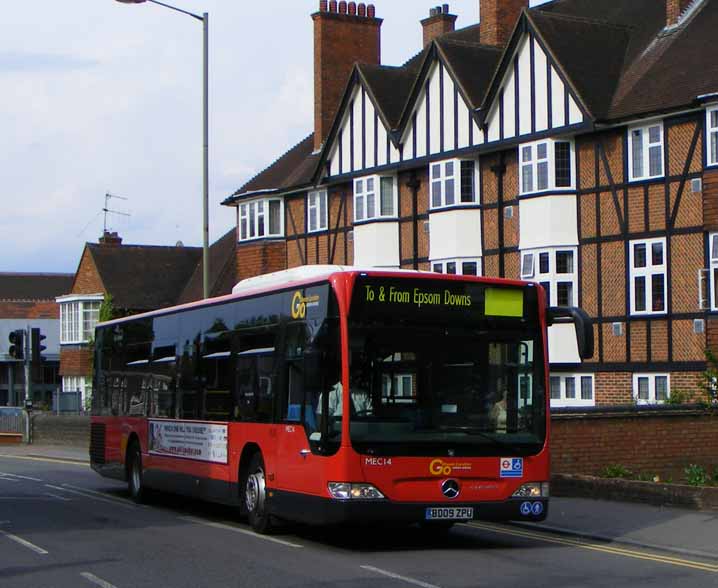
[435,426,529,455]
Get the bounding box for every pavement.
[1,443,717,561]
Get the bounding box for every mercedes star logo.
[441,479,460,499]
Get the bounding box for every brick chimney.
[312,1,382,152]
[421,5,457,47]
[479,0,527,47]
[666,0,694,26]
[99,231,122,246]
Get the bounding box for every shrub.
[601,464,633,479]
[684,464,710,487]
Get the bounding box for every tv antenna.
[103,192,131,232]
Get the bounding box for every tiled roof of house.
[177,227,238,303]
[225,0,717,202]
[87,243,202,311]
[0,273,74,301]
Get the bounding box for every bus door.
[274,318,341,495]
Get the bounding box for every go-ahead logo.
[290,291,320,320]
[429,459,472,476]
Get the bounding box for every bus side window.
[234,328,277,423]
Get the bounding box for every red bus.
[90,266,592,533]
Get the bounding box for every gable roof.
[0,273,74,302]
[87,243,202,311]
[222,134,319,205]
[227,0,718,198]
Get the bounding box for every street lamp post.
[116,0,210,299]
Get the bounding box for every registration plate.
[425,507,474,520]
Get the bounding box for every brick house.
[0,273,73,407]
[222,0,718,407]
[57,230,238,407]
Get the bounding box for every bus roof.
[96,265,534,328]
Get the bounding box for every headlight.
[512,482,550,498]
[328,482,385,500]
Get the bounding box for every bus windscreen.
[347,277,546,457]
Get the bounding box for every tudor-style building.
[223,0,718,407]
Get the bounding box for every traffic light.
[31,328,46,363]
[8,329,25,360]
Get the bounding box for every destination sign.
[350,277,536,325]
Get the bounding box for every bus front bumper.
[269,490,548,526]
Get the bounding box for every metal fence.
[53,390,82,415]
[0,407,28,440]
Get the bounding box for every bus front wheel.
[244,453,274,534]
[127,442,145,503]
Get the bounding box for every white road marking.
[45,493,72,502]
[179,516,304,548]
[0,530,48,555]
[361,566,441,588]
[44,484,136,509]
[0,476,19,482]
[80,572,118,588]
[0,472,43,482]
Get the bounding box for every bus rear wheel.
[244,453,274,534]
[127,442,145,503]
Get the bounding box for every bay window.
[520,247,577,306]
[239,198,283,241]
[549,373,594,407]
[430,159,478,209]
[354,175,397,222]
[519,139,574,194]
[58,296,103,344]
[431,258,481,276]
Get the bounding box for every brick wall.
[236,241,288,282]
[551,407,718,480]
[31,413,89,447]
[59,348,91,377]
[0,301,59,319]
[71,248,105,295]
[479,0,527,47]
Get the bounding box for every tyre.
[244,453,274,534]
[127,442,146,503]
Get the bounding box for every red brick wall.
[59,348,91,377]
[71,248,106,295]
[313,7,381,151]
[236,241,288,282]
[551,408,718,479]
[704,168,718,230]
[0,301,59,319]
[480,0,527,47]
[421,13,456,47]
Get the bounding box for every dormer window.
[519,139,575,195]
[239,198,284,242]
[354,175,397,222]
[430,159,478,209]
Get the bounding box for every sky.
[0,0,546,274]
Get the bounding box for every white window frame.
[382,373,415,403]
[353,175,397,222]
[431,258,482,277]
[62,375,91,409]
[710,233,718,311]
[429,158,479,209]
[628,121,664,181]
[519,139,575,195]
[307,190,328,233]
[520,247,578,307]
[238,198,284,242]
[708,107,718,167]
[549,373,595,407]
[57,294,104,344]
[633,373,670,405]
[629,237,667,316]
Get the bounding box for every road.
[0,454,716,588]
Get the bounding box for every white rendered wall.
[429,208,482,261]
[353,222,400,267]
